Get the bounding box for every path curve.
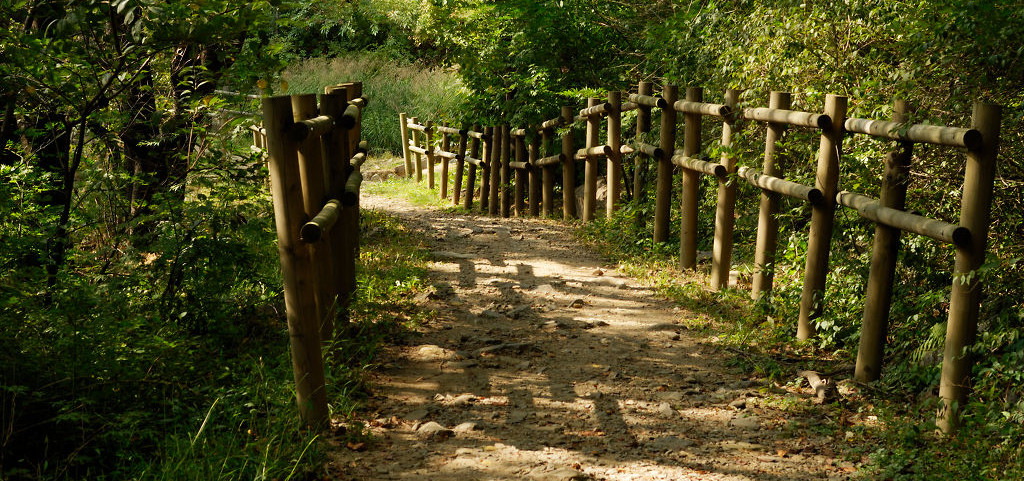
[327,193,852,481]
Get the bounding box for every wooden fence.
[399,83,1001,433]
[255,82,369,428]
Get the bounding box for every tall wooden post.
[337,86,360,312]
[561,106,577,220]
[465,126,480,210]
[399,112,412,178]
[634,81,653,224]
[453,128,468,206]
[710,89,742,289]
[483,126,495,214]
[261,96,329,428]
[292,94,337,342]
[583,97,600,222]
[606,90,622,218]
[654,85,678,242]
[855,101,913,382]
[500,125,511,217]
[425,120,436,190]
[514,133,527,216]
[321,88,351,326]
[798,94,847,340]
[541,128,554,217]
[679,87,703,270]
[937,102,1001,433]
[411,116,423,182]
[440,123,451,199]
[751,92,791,300]
[529,133,541,216]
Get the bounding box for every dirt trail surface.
[328,193,853,481]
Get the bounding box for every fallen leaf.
[346,442,367,452]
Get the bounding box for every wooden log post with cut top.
[583,97,600,222]
[333,86,360,315]
[292,94,337,342]
[606,90,622,218]
[514,132,527,216]
[411,116,423,182]
[529,132,541,216]
[464,126,481,210]
[541,128,554,217]
[440,123,451,199]
[855,100,913,383]
[425,120,436,190]
[321,88,351,327]
[485,126,497,214]
[751,92,792,300]
[710,89,742,289]
[453,127,468,206]
[261,95,329,429]
[798,94,848,340]
[679,87,703,269]
[634,81,653,226]
[490,126,501,215]
[499,125,511,217]
[399,112,412,178]
[654,85,678,243]
[561,106,577,220]
[938,102,1001,434]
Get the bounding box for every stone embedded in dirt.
[480,309,504,320]
[453,421,482,433]
[569,298,587,308]
[533,284,560,296]
[541,467,591,481]
[416,421,454,441]
[508,305,532,319]
[592,269,604,276]
[451,393,478,406]
[645,435,696,452]
[730,414,761,430]
[410,344,456,362]
[404,407,431,421]
[656,402,677,418]
[729,398,748,410]
[508,410,530,423]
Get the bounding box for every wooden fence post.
[292,94,337,342]
[607,90,622,218]
[453,128,468,206]
[411,116,423,182]
[711,89,742,289]
[541,128,554,217]
[490,126,501,215]
[654,85,678,242]
[937,102,1001,433]
[500,125,512,217]
[529,132,541,216]
[634,81,653,224]
[855,100,913,382]
[484,126,496,214]
[321,88,351,327]
[440,123,451,199]
[751,91,791,300]
[561,106,577,220]
[261,95,329,429]
[798,94,847,340]
[399,112,412,178]
[679,87,703,269]
[336,86,360,313]
[514,132,527,216]
[464,125,480,210]
[583,97,600,222]
[425,120,436,190]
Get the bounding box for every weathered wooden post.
[490,126,501,215]
[855,101,913,382]
[607,90,622,218]
[321,88,351,328]
[425,120,436,190]
[528,132,541,216]
[440,123,451,199]
[464,126,481,210]
[634,81,653,223]
[679,87,703,269]
[399,112,412,178]
[798,94,847,340]
[500,125,512,217]
[937,102,1001,433]
[336,86,361,312]
[710,89,742,289]
[411,116,423,182]
[485,126,497,214]
[561,106,577,220]
[654,85,678,243]
[751,92,791,300]
[514,131,527,216]
[261,95,329,428]
[541,127,554,217]
[453,127,468,206]
[292,94,337,342]
[583,97,600,222]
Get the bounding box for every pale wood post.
[654,85,678,242]
[399,112,412,178]
[634,81,653,225]
[529,132,541,216]
[500,125,511,217]
[464,125,480,210]
[411,116,423,182]
[679,87,703,269]
[261,95,328,428]
[751,92,791,300]
[440,123,451,199]
[453,127,468,206]
[514,132,527,216]
[425,120,436,190]
[541,128,554,217]
[607,90,622,217]
[798,94,848,340]
[710,89,742,289]
[855,100,913,382]
[937,102,1001,433]
[485,126,497,214]
[583,97,600,222]
[561,106,577,220]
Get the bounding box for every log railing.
[398,83,1000,433]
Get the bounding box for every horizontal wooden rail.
[435,149,458,160]
[340,104,359,128]
[738,166,824,204]
[836,191,970,245]
[671,152,727,178]
[574,144,614,159]
[843,118,981,149]
[579,102,615,118]
[290,115,335,141]
[510,128,529,137]
[408,145,430,155]
[466,130,489,140]
[509,160,530,170]
[435,125,467,136]
[356,140,369,154]
[631,141,663,159]
[742,107,831,130]
[343,171,363,206]
[540,117,565,129]
[620,102,639,113]
[673,100,731,117]
[351,151,367,169]
[628,93,669,109]
[465,155,487,167]
[300,199,342,243]
[535,153,565,167]
[406,122,431,133]
[349,97,368,109]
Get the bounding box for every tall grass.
[283,53,468,157]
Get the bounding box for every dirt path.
[326,193,853,481]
